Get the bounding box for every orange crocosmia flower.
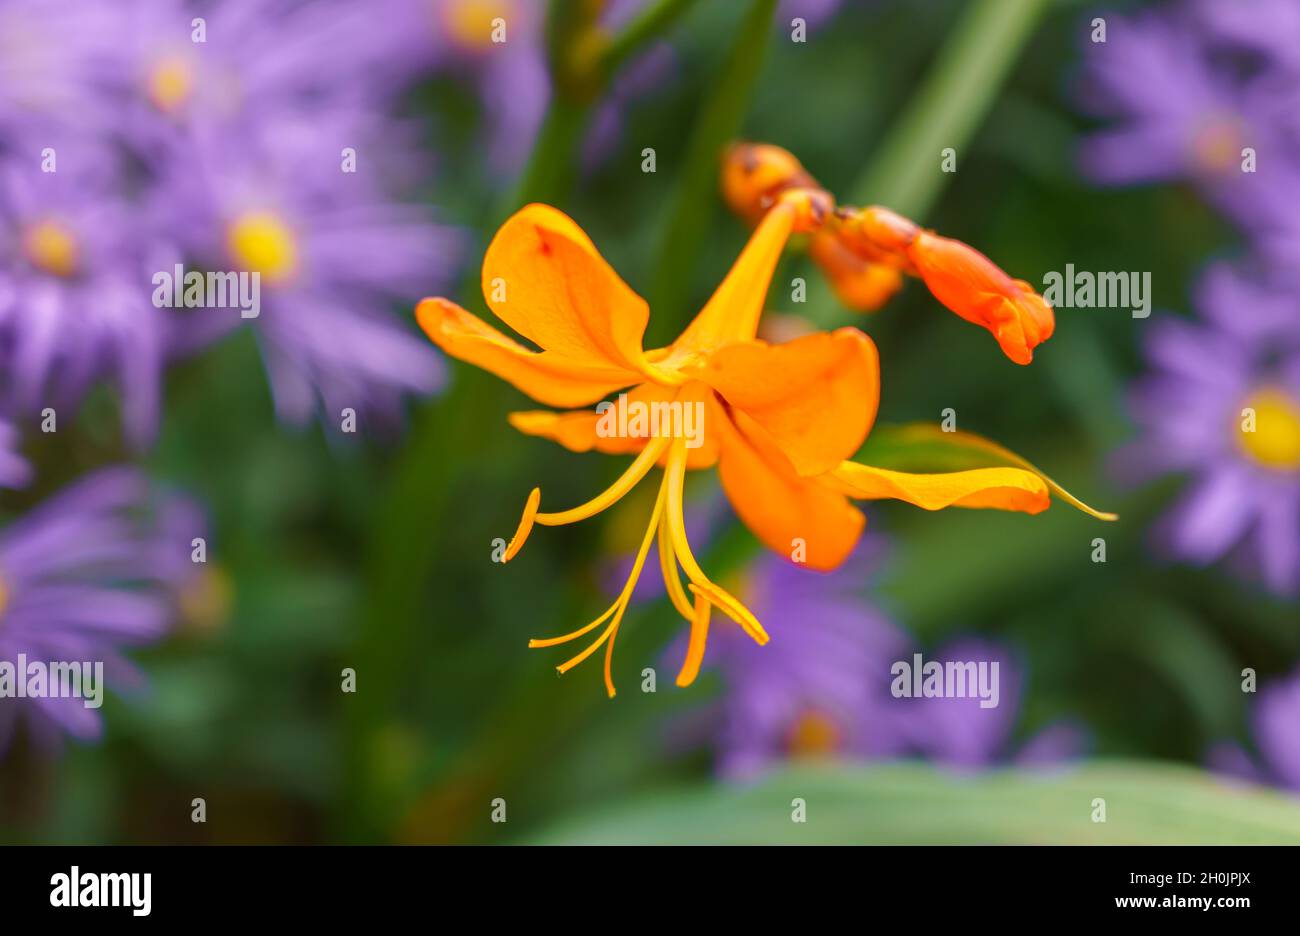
[417,197,1108,697]
[723,141,1056,365]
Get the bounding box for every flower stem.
[651,0,778,320]
[851,0,1051,217]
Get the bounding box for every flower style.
[721,142,1055,365]
[417,173,1113,696]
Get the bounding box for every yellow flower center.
[786,710,841,758]
[1191,116,1243,175]
[1239,387,1300,470]
[22,219,79,277]
[227,212,299,284]
[147,54,194,114]
[441,0,509,52]
[179,566,233,636]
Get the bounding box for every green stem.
[850,0,1051,214]
[600,0,698,78]
[650,0,778,320]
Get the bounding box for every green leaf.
[528,761,1300,844]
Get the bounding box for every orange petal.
[716,409,864,572]
[847,422,1118,521]
[481,203,656,374]
[686,328,879,476]
[820,461,1051,514]
[507,385,721,468]
[906,232,1055,365]
[669,201,797,356]
[416,297,643,407]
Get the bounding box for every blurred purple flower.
[0,468,204,753]
[670,538,911,779]
[1077,5,1299,230]
[887,638,1088,770]
[374,0,550,174]
[0,150,176,447]
[160,123,461,429]
[1123,263,1300,594]
[0,0,120,143]
[1208,664,1300,794]
[672,542,1085,777]
[1191,0,1300,73]
[0,0,465,439]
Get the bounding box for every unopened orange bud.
[722,142,827,224]
[835,205,919,261]
[906,232,1055,365]
[808,233,903,311]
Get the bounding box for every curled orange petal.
[415,298,645,407]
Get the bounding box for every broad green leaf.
[529,761,1300,844]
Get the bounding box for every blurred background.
[2,0,1299,844]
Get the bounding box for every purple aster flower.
[111,0,406,159]
[0,0,121,144]
[1208,664,1300,794]
[373,0,550,174]
[1076,5,1298,228]
[1191,0,1300,73]
[0,468,204,754]
[0,149,176,447]
[671,538,911,780]
[886,638,1087,770]
[1123,262,1300,594]
[158,116,462,429]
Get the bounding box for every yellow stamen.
[657,517,695,621]
[527,605,616,650]
[503,487,540,562]
[227,211,299,284]
[534,435,670,527]
[147,54,194,113]
[1239,387,1300,470]
[675,592,711,688]
[664,439,768,644]
[23,219,79,277]
[531,481,667,697]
